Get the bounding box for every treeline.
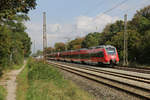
[47,5,150,65]
[0,0,36,73]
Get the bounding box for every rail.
[47,61,150,99]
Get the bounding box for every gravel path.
[0,61,26,100]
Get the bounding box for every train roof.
[90,45,115,49]
[79,48,88,50]
[50,45,116,54]
[104,45,115,48]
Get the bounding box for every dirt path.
[0,61,26,100]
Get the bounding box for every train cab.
[104,45,119,65]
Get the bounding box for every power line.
[103,0,129,14]
[84,0,129,16]
[123,0,150,14]
[84,0,106,15]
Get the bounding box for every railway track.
[47,60,150,99]
[114,66,150,74]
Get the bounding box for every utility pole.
[96,26,98,32]
[33,40,36,54]
[123,14,128,66]
[64,37,71,51]
[43,12,47,62]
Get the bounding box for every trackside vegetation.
[0,0,37,76]
[17,59,95,100]
[0,85,6,100]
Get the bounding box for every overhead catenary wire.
[122,0,150,14]
[84,0,106,15]
[103,0,129,14]
[84,0,129,16]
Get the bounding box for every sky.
[25,0,150,53]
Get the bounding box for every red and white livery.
[47,45,119,65]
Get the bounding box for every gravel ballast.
[59,68,146,100]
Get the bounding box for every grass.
[0,86,6,100]
[0,62,23,100]
[2,63,23,75]
[16,63,28,100]
[12,64,23,70]
[17,59,95,100]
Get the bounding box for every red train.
[47,45,119,65]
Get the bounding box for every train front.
[104,46,119,65]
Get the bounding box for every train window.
[70,54,73,58]
[72,54,76,58]
[80,54,83,59]
[106,47,116,55]
[85,54,90,58]
[68,54,70,58]
[80,53,89,59]
[91,52,96,57]
[98,52,104,57]
[90,51,104,58]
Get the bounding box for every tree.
[0,14,32,71]
[129,5,150,64]
[0,26,11,69]
[54,42,66,52]
[68,37,84,50]
[6,14,32,58]
[107,30,141,62]
[99,20,124,45]
[0,0,36,22]
[0,0,35,75]
[46,47,55,55]
[130,5,150,33]
[139,30,150,64]
[81,32,100,48]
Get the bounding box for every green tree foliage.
[68,37,84,50]
[0,0,35,73]
[54,42,66,52]
[99,20,124,45]
[107,30,141,61]
[7,15,31,58]
[0,26,11,69]
[0,0,36,22]
[46,47,53,54]
[129,5,150,64]
[81,32,100,48]
[139,30,150,64]
[0,14,32,72]
[104,6,150,64]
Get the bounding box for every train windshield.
[106,47,116,55]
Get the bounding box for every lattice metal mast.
[123,14,128,66]
[43,12,47,61]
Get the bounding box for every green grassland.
[17,59,95,100]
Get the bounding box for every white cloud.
[48,24,62,33]
[76,14,119,33]
[26,14,119,53]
